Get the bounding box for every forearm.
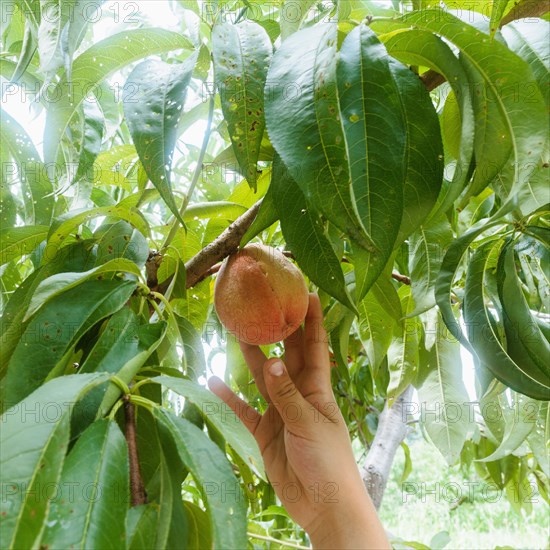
[308,489,391,549]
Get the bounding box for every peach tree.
[0,0,548,547]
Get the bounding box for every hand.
[209,294,390,549]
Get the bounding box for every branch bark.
[184,198,263,289]
[420,1,550,92]
[362,385,413,509]
[124,399,147,506]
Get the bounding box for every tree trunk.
[362,385,413,509]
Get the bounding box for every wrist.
[306,489,390,549]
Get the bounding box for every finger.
[301,293,332,400]
[304,293,331,373]
[263,358,314,437]
[207,376,261,434]
[238,341,269,400]
[283,325,304,378]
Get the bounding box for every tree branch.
[124,398,147,506]
[183,199,263,288]
[500,0,550,26]
[420,1,550,92]
[362,386,413,509]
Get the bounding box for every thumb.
[263,358,311,429]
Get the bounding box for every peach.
[214,244,309,345]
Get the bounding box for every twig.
[184,199,263,288]
[391,272,411,285]
[500,0,549,26]
[124,398,147,506]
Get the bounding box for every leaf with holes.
[123,53,198,224]
[213,21,272,189]
[3,279,136,408]
[44,29,194,174]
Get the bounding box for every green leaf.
[69,99,105,185]
[44,29,194,172]
[60,0,106,83]
[0,109,54,225]
[240,191,278,246]
[461,56,512,198]
[24,258,144,321]
[78,308,139,374]
[490,0,511,35]
[184,501,212,549]
[408,216,453,315]
[497,242,550,388]
[3,279,136,408]
[126,504,159,550]
[152,375,265,480]
[1,241,99,373]
[123,53,198,224]
[0,225,49,267]
[378,28,475,219]
[387,286,420,404]
[478,392,539,462]
[97,321,167,417]
[42,419,128,549]
[527,402,550,477]
[183,201,247,223]
[133,407,188,549]
[212,21,272,189]
[441,91,462,160]
[435,220,503,351]
[383,11,548,210]
[338,23,406,269]
[10,20,37,83]
[502,20,550,109]
[0,180,17,230]
[37,0,70,77]
[400,441,413,483]
[279,0,316,40]
[94,220,149,267]
[357,283,399,373]
[155,409,248,549]
[0,373,108,549]
[463,240,549,399]
[417,312,473,464]
[265,24,372,251]
[388,57,444,242]
[45,205,149,257]
[174,315,206,381]
[270,155,355,312]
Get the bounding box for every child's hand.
[209,294,390,549]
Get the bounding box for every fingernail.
[269,360,284,377]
